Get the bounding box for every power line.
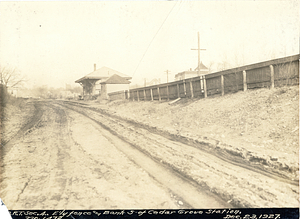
[163,0,185,33]
[132,1,179,78]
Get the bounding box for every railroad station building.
[75,65,132,100]
[99,74,131,99]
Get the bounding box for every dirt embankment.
[1,98,36,146]
[81,86,299,181]
[61,102,298,208]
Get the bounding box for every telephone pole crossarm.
[165,70,171,83]
[191,32,206,75]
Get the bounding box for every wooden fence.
[108,90,129,101]
[108,54,299,101]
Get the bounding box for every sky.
[0,0,299,88]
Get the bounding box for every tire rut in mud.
[1,101,44,157]
[62,101,298,186]
[45,104,71,208]
[58,102,247,207]
[1,102,73,209]
[55,102,231,208]
[0,101,44,189]
[58,101,299,208]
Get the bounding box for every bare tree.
[207,61,215,73]
[0,65,26,88]
[216,54,232,71]
[217,61,231,71]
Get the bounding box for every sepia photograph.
[0,0,299,216]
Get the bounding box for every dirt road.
[1,101,230,209]
[0,100,298,209]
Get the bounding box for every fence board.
[108,91,125,101]
[168,84,179,99]
[158,86,168,100]
[152,87,159,100]
[246,66,271,89]
[206,76,221,96]
[178,83,186,98]
[224,71,243,94]
[274,61,299,86]
[137,90,144,101]
[192,79,203,98]
[185,81,192,98]
[130,90,137,100]
[145,89,151,101]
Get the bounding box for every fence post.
[199,76,202,97]
[177,83,180,98]
[243,70,247,91]
[144,89,146,101]
[190,81,194,98]
[183,80,187,96]
[150,88,153,101]
[221,75,224,96]
[166,85,169,101]
[270,65,275,89]
[158,87,161,101]
[137,90,140,101]
[203,76,207,98]
[235,72,239,92]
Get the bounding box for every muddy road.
[1,100,230,209]
[0,100,298,209]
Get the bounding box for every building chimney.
[94,64,96,71]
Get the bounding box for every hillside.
[98,86,299,179]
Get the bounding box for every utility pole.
[165,70,171,83]
[191,32,206,75]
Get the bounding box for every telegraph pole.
[191,32,206,75]
[165,70,171,83]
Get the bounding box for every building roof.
[194,62,208,71]
[175,62,209,78]
[175,70,208,78]
[176,71,197,76]
[75,66,132,83]
[100,74,131,84]
[146,78,161,86]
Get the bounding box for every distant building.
[130,78,161,89]
[175,62,209,81]
[146,78,161,86]
[7,86,18,97]
[75,65,131,99]
[99,74,131,99]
